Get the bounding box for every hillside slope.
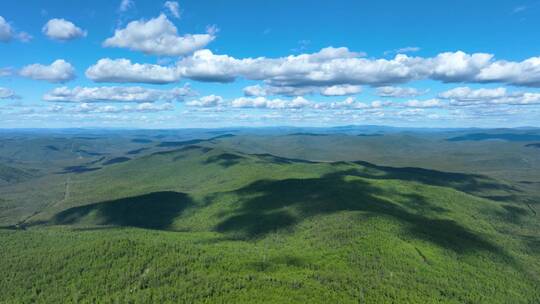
[1,145,539,303]
[0,163,34,186]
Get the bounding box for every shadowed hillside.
[217,172,503,256]
[51,191,193,230]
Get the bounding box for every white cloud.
[134,102,174,112]
[119,0,134,12]
[70,102,174,114]
[103,14,215,56]
[85,47,420,86]
[243,85,267,97]
[397,108,426,117]
[439,86,540,106]
[176,48,540,88]
[475,57,540,87]
[370,100,393,108]
[320,85,362,96]
[0,16,12,42]
[243,84,317,97]
[42,18,86,41]
[86,48,540,89]
[322,97,370,109]
[316,97,393,110]
[231,96,312,109]
[177,47,378,85]
[20,60,76,83]
[504,93,540,105]
[85,58,180,84]
[43,86,193,103]
[428,51,493,82]
[164,1,180,18]
[247,83,359,99]
[185,94,395,111]
[0,87,19,99]
[439,87,507,101]
[186,95,223,107]
[376,86,427,98]
[176,49,241,82]
[403,98,443,108]
[0,16,31,43]
[174,47,430,86]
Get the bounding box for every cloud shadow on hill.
[204,153,245,168]
[51,191,193,230]
[215,170,510,259]
[350,161,518,195]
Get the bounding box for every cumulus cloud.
[173,48,445,86]
[403,98,443,108]
[475,57,540,87]
[86,47,540,93]
[266,86,318,97]
[439,87,507,101]
[428,51,493,82]
[376,86,427,98]
[231,96,312,109]
[317,97,392,110]
[232,96,392,111]
[86,58,180,84]
[66,102,174,114]
[243,84,317,97]
[0,16,12,42]
[42,18,86,41]
[243,83,360,98]
[20,60,76,83]
[0,87,19,99]
[243,85,267,97]
[0,16,31,43]
[164,1,180,18]
[177,47,376,85]
[320,85,362,96]
[369,100,393,108]
[176,49,242,82]
[184,94,396,111]
[103,14,215,56]
[322,97,370,110]
[133,102,174,112]
[176,48,540,88]
[439,86,540,106]
[397,108,427,117]
[186,95,223,107]
[43,86,194,103]
[87,48,496,87]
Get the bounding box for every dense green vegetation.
[0,163,34,186]
[0,128,539,303]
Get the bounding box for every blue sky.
[1,0,540,128]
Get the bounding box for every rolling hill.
[0,163,34,186]
[1,141,539,303]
